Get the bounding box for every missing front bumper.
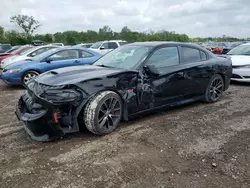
[16,94,65,142]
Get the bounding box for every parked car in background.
[1,45,59,69]
[31,40,45,46]
[48,43,64,46]
[75,43,93,48]
[0,47,101,87]
[221,42,244,54]
[0,45,33,63]
[0,44,12,53]
[3,46,21,54]
[15,42,232,141]
[203,42,228,54]
[227,43,250,82]
[90,40,128,55]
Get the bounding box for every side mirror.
[30,52,37,57]
[143,65,160,76]
[100,46,105,50]
[45,57,53,63]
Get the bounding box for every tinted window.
[81,50,93,58]
[101,43,109,49]
[183,47,201,63]
[50,50,79,61]
[200,51,207,61]
[108,42,118,49]
[147,47,179,68]
[86,44,92,48]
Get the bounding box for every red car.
[203,42,228,55]
[0,46,33,63]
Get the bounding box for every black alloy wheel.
[204,74,224,103]
[98,97,122,131]
[84,91,123,135]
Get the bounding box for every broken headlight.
[42,89,82,104]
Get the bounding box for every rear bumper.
[16,93,65,141]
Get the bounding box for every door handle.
[74,60,80,63]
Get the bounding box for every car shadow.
[60,100,203,143]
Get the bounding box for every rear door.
[179,46,214,98]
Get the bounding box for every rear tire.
[84,91,123,135]
[21,71,39,88]
[204,74,224,103]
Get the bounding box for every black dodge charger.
[16,42,232,141]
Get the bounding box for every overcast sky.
[1,0,250,38]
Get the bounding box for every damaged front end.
[15,80,85,141]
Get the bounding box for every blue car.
[0,47,101,86]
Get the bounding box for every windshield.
[31,48,59,61]
[6,47,20,53]
[90,42,103,49]
[227,42,242,48]
[227,45,250,55]
[20,47,37,55]
[93,45,153,69]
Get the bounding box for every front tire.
[22,71,39,87]
[84,91,123,135]
[204,74,224,103]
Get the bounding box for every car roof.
[126,41,197,47]
[48,46,101,55]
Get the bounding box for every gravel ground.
[0,80,250,188]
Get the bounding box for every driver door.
[138,46,187,110]
[41,49,81,72]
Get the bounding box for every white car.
[1,45,59,69]
[90,40,128,55]
[228,43,250,82]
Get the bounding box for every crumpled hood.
[229,55,250,66]
[35,65,128,86]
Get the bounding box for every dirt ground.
[0,80,249,188]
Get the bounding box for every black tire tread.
[84,91,121,135]
[203,74,224,103]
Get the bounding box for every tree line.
[0,14,245,46]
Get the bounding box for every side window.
[182,47,201,63]
[80,50,93,58]
[200,51,207,61]
[101,43,109,49]
[108,42,118,49]
[49,50,79,61]
[28,48,47,57]
[146,47,179,68]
